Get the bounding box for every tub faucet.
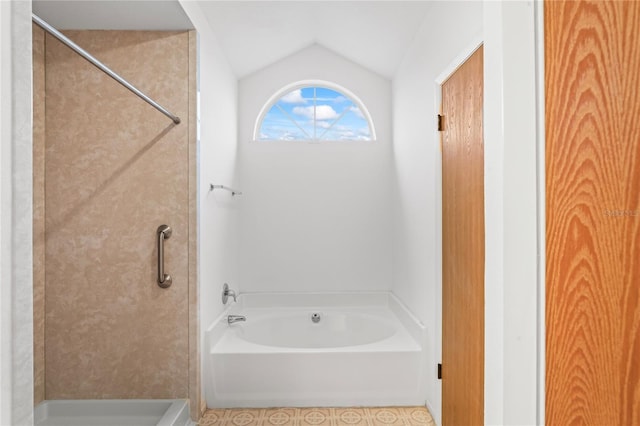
[227,315,246,325]
[222,283,237,304]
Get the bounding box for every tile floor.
[199,406,435,426]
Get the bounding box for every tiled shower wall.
[33,29,197,413]
[32,23,45,407]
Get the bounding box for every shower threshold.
[34,399,193,426]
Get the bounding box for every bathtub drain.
[311,313,321,323]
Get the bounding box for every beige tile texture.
[43,30,195,399]
[199,407,436,426]
[32,23,46,407]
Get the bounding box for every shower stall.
[32,13,198,425]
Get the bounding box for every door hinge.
[437,114,444,132]
[438,363,442,380]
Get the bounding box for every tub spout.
[227,315,246,325]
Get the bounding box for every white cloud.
[350,106,365,119]
[280,89,306,104]
[319,125,372,141]
[280,132,295,141]
[292,105,339,121]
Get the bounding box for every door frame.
[482,2,543,424]
[535,2,546,423]
[435,2,545,423]
[434,36,484,425]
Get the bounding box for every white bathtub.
[205,292,427,408]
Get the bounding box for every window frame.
[253,80,377,143]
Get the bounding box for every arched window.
[254,81,376,142]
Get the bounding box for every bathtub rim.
[234,309,399,349]
[206,291,426,347]
[213,307,419,354]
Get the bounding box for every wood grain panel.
[442,46,484,426]
[545,1,640,424]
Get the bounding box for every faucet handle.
[222,283,237,304]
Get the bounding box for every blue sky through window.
[258,86,372,141]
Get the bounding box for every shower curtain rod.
[32,13,181,125]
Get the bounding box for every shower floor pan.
[34,399,192,426]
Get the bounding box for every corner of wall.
[188,29,201,423]
[179,0,240,412]
[0,2,13,424]
[391,3,483,425]
[32,22,46,408]
[483,1,539,425]
[1,0,34,423]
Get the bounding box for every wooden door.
[545,1,640,424]
[43,31,194,399]
[441,46,485,426]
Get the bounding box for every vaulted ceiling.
[32,1,432,80]
[197,2,432,79]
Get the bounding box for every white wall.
[1,1,34,424]
[178,0,240,408]
[238,44,392,294]
[0,2,11,422]
[391,2,483,424]
[483,2,539,425]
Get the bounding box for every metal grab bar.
[157,225,172,288]
[31,13,181,125]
